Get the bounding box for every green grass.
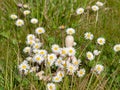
[0,0,120,90]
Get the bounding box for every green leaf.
[0,31,10,39]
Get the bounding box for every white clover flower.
[57,71,65,78]
[97,37,105,45]
[68,47,76,56]
[47,54,57,66]
[93,50,101,56]
[35,27,45,34]
[27,34,36,41]
[96,1,104,7]
[84,32,94,40]
[60,48,68,57]
[86,51,94,61]
[94,64,104,74]
[18,61,30,71]
[38,50,47,56]
[23,10,31,15]
[51,44,60,54]
[46,83,56,90]
[92,5,99,11]
[77,68,85,77]
[33,54,44,64]
[33,42,42,49]
[66,28,75,35]
[67,63,77,74]
[26,40,35,46]
[31,18,38,24]
[10,14,17,20]
[113,44,120,52]
[52,76,62,83]
[15,19,24,27]
[23,47,31,53]
[76,8,84,15]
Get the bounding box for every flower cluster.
[18,25,106,89]
[76,1,104,15]
[10,2,110,90]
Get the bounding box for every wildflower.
[92,5,99,11]
[94,64,104,74]
[18,61,30,71]
[15,19,24,27]
[23,4,29,8]
[35,27,45,34]
[47,54,57,66]
[76,8,84,15]
[10,14,17,20]
[84,32,94,40]
[33,54,44,64]
[113,44,120,52]
[23,47,31,53]
[97,37,105,45]
[27,34,36,41]
[48,54,57,61]
[93,50,101,56]
[23,10,30,15]
[36,71,45,80]
[73,42,77,46]
[77,68,85,77]
[72,58,81,66]
[51,44,60,54]
[31,18,38,24]
[96,1,104,7]
[68,47,76,56]
[26,57,33,61]
[46,83,56,90]
[59,25,65,30]
[52,76,62,82]
[26,40,35,46]
[33,49,39,54]
[38,50,47,56]
[61,61,67,68]
[30,66,39,72]
[57,71,65,78]
[60,48,68,57]
[66,28,75,35]
[67,63,77,74]
[17,3,23,8]
[86,51,94,61]
[55,58,63,68]
[33,42,42,49]
[35,38,40,43]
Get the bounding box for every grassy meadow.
[0,0,120,90]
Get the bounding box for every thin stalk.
[5,39,9,90]
[70,75,74,90]
[86,73,94,90]
[78,41,91,58]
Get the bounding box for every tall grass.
[0,0,120,90]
